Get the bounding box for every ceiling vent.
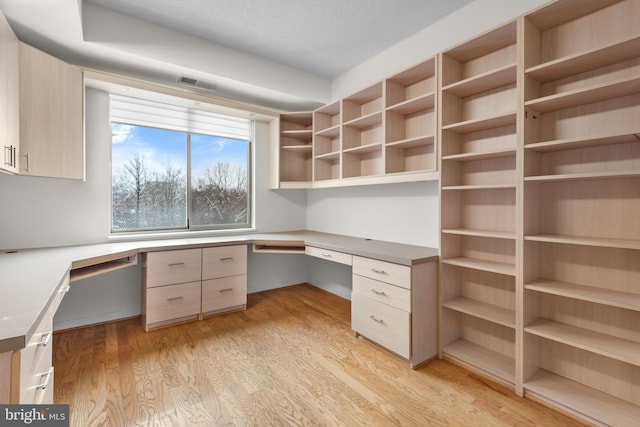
[177,76,217,92]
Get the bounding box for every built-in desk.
[0,230,438,403]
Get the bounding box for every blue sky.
[111,123,248,178]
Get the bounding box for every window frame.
[108,101,254,236]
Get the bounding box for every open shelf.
[442,184,515,191]
[343,111,382,129]
[442,148,515,162]
[443,339,515,384]
[525,170,640,183]
[386,92,435,114]
[441,257,515,276]
[525,279,640,312]
[525,34,640,83]
[442,112,516,134]
[443,297,515,328]
[525,318,640,366]
[525,369,640,427]
[442,228,515,240]
[525,234,640,251]
[442,63,516,97]
[525,131,640,152]
[525,75,640,113]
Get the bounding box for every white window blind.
[109,94,251,140]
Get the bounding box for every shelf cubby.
[342,83,383,124]
[279,112,313,185]
[385,58,435,109]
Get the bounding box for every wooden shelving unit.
[278,112,313,188]
[438,19,519,387]
[520,1,640,424]
[313,102,341,182]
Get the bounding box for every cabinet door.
[0,11,19,174]
[19,43,84,179]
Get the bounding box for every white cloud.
[112,123,136,144]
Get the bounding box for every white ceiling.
[0,0,474,110]
[85,0,473,78]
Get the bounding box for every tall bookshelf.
[520,0,640,425]
[438,20,520,386]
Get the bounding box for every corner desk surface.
[0,230,438,353]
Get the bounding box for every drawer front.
[145,249,202,288]
[202,275,247,314]
[305,246,352,266]
[145,281,201,325]
[202,245,247,280]
[351,293,410,359]
[352,274,410,312]
[352,256,411,289]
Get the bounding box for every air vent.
[177,76,216,92]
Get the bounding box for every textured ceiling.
[84,0,473,78]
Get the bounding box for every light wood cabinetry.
[143,246,248,330]
[438,1,640,424]
[278,112,313,188]
[439,20,519,386]
[143,249,202,330]
[519,1,640,424]
[273,58,438,188]
[351,256,437,368]
[201,245,247,317]
[4,274,69,404]
[19,42,84,180]
[0,10,19,174]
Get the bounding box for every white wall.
[0,88,309,329]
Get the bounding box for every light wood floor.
[54,284,585,427]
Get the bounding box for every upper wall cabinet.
[19,43,84,180]
[273,57,438,189]
[0,11,19,174]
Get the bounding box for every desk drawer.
[352,275,410,312]
[353,256,411,289]
[202,275,247,315]
[202,245,247,280]
[145,281,201,325]
[305,246,352,266]
[145,249,202,287]
[352,293,410,359]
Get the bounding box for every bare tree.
[192,161,248,225]
[113,154,148,229]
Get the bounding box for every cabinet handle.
[62,285,71,293]
[369,289,387,296]
[167,296,184,303]
[167,262,185,267]
[37,332,52,347]
[370,268,386,275]
[24,153,31,172]
[219,257,234,262]
[321,253,332,258]
[369,315,385,324]
[3,146,10,166]
[36,369,53,390]
[218,288,234,293]
[12,147,16,167]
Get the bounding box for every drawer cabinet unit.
[201,245,247,317]
[305,245,353,266]
[143,249,203,331]
[143,245,248,330]
[351,256,437,368]
[3,274,69,404]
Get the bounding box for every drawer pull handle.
[38,332,52,347]
[167,296,184,303]
[370,268,387,275]
[369,289,387,296]
[369,315,385,324]
[62,285,71,293]
[219,257,234,262]
[37,370,53,390]
[219,288,234,293]
[168,262,185,267]
[321,253,332,258]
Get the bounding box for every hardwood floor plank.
[54,284,585,427]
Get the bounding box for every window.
[110,94,252,233]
